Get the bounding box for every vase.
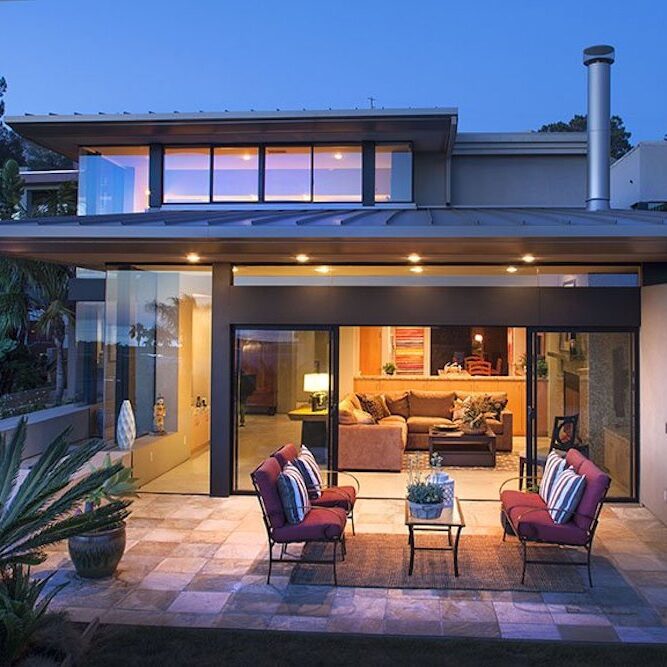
[116,400,136,450]
[408,500,444,519]
[460,422,487,435]
[68,523,126,579]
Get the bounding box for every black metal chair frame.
[250,468,346,585]
[499,475,609,587]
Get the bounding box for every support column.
[210,263,233,496]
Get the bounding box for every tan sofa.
[338,389,513,471]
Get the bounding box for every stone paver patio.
[36,493,667,643]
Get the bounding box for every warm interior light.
[232,266,239,273]
[315,265,331,274]
[409,266,424,274]
[407,253,421,263]
[474,333,484,343]
[241,153,252,161]
[303,372,329,393]
[522,254,536,263]
[333,151,343,160]
[295,254,310,263]
[506,265,518,273]
[186,253,201,263]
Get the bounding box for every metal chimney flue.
[583,45,615,211]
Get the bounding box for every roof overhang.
[6,108,459,160]
[1,207,666,268]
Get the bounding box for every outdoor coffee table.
[405,498,465,577]
[428,427,496,467]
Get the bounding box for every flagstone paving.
[34,493,667,643]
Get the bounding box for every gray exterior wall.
[611,142,667,209]
[450,154,587,207]
[413,151,448,205]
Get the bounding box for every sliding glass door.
[233,327,335,492]
[527,329,637,500]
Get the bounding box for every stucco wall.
[640,284,667,524]
[450,155,586,207]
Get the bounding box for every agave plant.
[0,418,132,572]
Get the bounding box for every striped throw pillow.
[539,451,567,503]
[293,445,323,499]
[548,468,587,525]
[277,462,311,524]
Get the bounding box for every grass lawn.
[84,624,667,667]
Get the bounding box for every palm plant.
[0,418,131,572]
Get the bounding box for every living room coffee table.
[428,427,496,467]
[405,498,465,576]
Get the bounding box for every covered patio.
[35,492,667,643]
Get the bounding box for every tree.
[0,159,24,219]
[538,114,632,160]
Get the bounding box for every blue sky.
[0,0,664,142]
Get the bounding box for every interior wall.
[339,327,356,395]
[640,284,667,524]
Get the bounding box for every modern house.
[2,45,667,527]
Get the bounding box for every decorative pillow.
[548,468,587,525]
[356,393,389,422]
[277,462,311,524]
[384,392,409,419]
[338,397,357,425]
[486,393,508,420]
[539,451,567,503]
[353,409,375,424]
[293,445,323,499]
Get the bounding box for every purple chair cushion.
[272,506,347,543]
[312,486,356,510]
[272,443,299,469]
[501,490,588,546]
[252,457,286,529]
[566,450,610,531]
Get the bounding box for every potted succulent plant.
[407,480,445,519]
[68,454,138,579]
[382,362,396,376]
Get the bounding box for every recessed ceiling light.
[333,151,343,160]
[409,266,424,274]
[232,266,239,273]
[506,265,518,273]
[186,252,200,263]
[241,153,252,161]
[522,254,536,263]
[315,265,331,274]
[407,253,421,263]
[295,254,310,263]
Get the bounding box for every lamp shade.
[303,372,329,393]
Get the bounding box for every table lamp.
[303,372,329,411]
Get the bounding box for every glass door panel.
[233,328,333,492]
[528,330,636,499]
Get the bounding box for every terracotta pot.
[68,524,126,579]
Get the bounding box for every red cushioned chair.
[251,456,347,585]
[272,444,359,535]
[500,449,610,586]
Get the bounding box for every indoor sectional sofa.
[338,389,513,471]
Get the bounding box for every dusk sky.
[0,0,664,142]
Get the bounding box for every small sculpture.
[152,395,167,434]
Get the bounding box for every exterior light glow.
[333,152,343,160]
[295,254,310,263]
[409,266,424,274]
[315,265,331,274]
[522,254,536,263]
[407,253,421,263]
[506,265,518,273]
[186,253,201,263]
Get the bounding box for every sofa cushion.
[357,393,389,422]
[338,396,358,425]
[252,457,286,529]
[272,506,347,542]
[548,468,587,525]
[379,415,406,425]
[277,462,311,524]
[539,450,567,503]
[500,490,588,546]
[384,391,410,419]
[293,445,324,500]
[456,391,508,420]
[272,443,298,469]
[566,449,610,531]
[353,409,375,424]
[409,391,455,418]
[312,486,356,511]
[407,416,451,434]
[486,417,503,435]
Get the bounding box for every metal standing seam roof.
[2,207,667,239]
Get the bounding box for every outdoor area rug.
[290,534,604,592]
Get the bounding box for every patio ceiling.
[1,207,667,267]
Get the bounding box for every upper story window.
[265,146,312,202]
[163,148,210,203]
[313,146,362,202]
[78,146,149,215]
[375,143,412,203]
[213,147,259,202]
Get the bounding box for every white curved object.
[116,400,136,451]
